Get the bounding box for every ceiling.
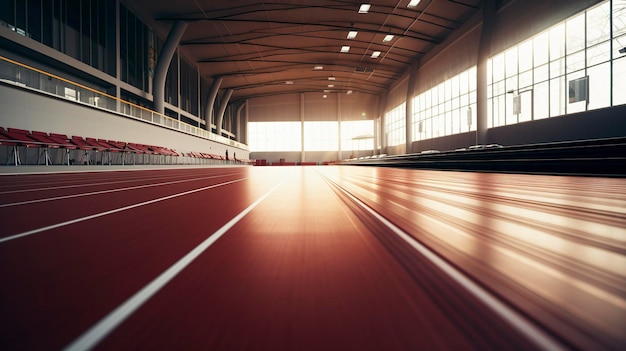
[126,0,482,102]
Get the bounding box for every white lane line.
[0,174,235,208]
[323,175,567,351]
[0,178,246,244]
[62,180,284,351]
[0,171,240,195]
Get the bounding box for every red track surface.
[0,166,624,350]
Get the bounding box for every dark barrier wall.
[410,104,626,152]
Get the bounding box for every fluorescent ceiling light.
[313,65,324,70]
[371,51,381,58]
[347,31,358,39]
[323,94,328,98]
[328,84,334,88]
[347,90,353,94]
[358,4,370,13]
[383,34,394,42]
[341,45,350,53]
[285,81,293,84]
[407,0,421,8]
[328,76,335,80]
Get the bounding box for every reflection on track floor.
[0,166,624,350]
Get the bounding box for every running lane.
[0,167,277,350]
[86,167,538,350]
[1,166,624,350]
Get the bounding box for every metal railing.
[0,55,247,150]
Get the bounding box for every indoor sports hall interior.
[1,0,625,350]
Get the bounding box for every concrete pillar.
[244,99,249,145]
[300,93,305,163]
[406,61,418,153]
[216,89,233,135]
[476,0,496,145]
[204,77,222,131]
[153,21,187,114]
[235,101,245,142]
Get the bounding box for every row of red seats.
[187,151,226,160]
[0,127,179,165]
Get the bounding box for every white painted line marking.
[0,174,234,208]
[62,180,284,351]
[324,176,566,351]
[0,178,246,244]
[0,171,240,195]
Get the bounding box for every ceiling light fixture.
[323,94,328,98]
[285,81,293,84]
[383,34,394,42]
[341,45,350,53]
[407,0,421,8]
[371,51,381,58]
[328,76,335,80]
[313,65,324,70]
[358,4,370,13]
[347,31,358,39]
[328,84,334,88]
[347,90,353,94]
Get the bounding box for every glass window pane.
[304,121,338,151]
[460,69,469,94]
[550,76,566,117]
[506,93,517,125]
[613,56,626,105]
[492,53,505,82]
[589,42,611,69]
[468,66,477,91]
[534,63,549,83]
[614,0,626,36]
[248,122,302,152]
[550,58,565,78]
[505,47,518,77]
[519,90,533,123]
[566,50,585,73]
[451,74,459,98]
[519,70,532,89]
[566,13,585,54]
[534,32,549,66]
[519,40,533,72]
[587,2,610,46]
[587,62,610,110]
[534,81,549,119]
[550,24,565,60]
[614,35,626,58]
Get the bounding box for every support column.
[203,77,222,131]
[337,93,342,161]
[406,61,418,153]
[216,89,233,135]
[476,0,496,145]
[244,99,249,145]
[153,21,187,114]
[235,102,245,142]
[300,93,305,163]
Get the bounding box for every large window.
[385,103,406,147]
[248,122,302,152]
[411,66,477,141]
[304,122,338,151]
[487,0,624,127]
[341,120,374,151]
[1,0,116,76]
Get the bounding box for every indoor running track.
[0,166,624,350]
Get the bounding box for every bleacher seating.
[0,126,246,167]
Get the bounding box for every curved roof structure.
[126,0,481,101]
